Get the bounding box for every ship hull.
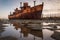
[8,11,42,20]
[8,2,43,20]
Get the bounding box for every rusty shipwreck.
[8,1,44,19]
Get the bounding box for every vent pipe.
[42,2,44,5]
[10,12,11,15]
[20,2,22,9]
[34,0,36,6]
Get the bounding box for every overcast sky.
[0,0,60,19]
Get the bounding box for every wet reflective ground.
[0,20,60,40]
